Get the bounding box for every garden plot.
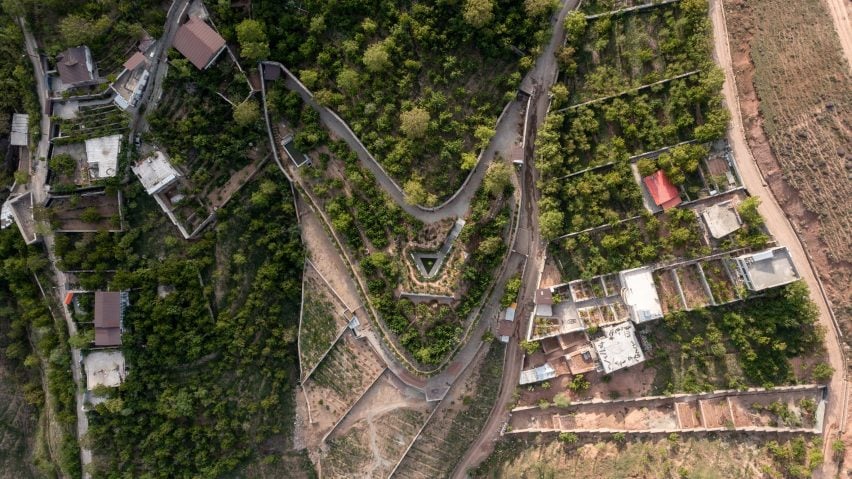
[564,2,711,103]
[674,264,712,310]
[46,189,122,232]
[298,264,350,380]
[53,104,129,145]
[727,389,822,429]
[701,259,739,304]
[653,268,685,314]
[392,344,504,479]
[300,329,385,450]
[321,373,430,478]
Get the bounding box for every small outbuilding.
[132,152,181,195]
[643,170,681,210]
[85,135,122,179]
[10,113,28,146]
[173,16,226,70]
[519,363,556,385]
[734,246,799,291]
[701,200,742,239]
[619,266,663,324]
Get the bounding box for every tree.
[59,14,110,48]
[68,329,94,348]
[233,100,260,127]
[80,207,101,224]
[539,209,564,240]
[520,340,539,355]
[483,161,511,196]
[299,69,319,89]
[564,11,587,45]
[812,363,834,382]
[556,46,577,75]
[525,0,555,16]
[550,83,569,108]
[463,0,494,28]
[474,125,495,149]
[404,177,436,206]
[400,107,430,138]
[553,393,571,408]
[363,42,390,72]
[461,152,478,171]
[736,196,764,226]
[558,432,578,444]
[477,236,503,257]
[336,68,360,94]
[612,432,626,443]
[568,374,590,392]
[831,439,846,462]
[236,19,269,62]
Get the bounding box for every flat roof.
[519,363,556,385]
[132,152,180,194]
[701,201,742,239]
[85,135,122,178]
[736,247,799,291]
[619,267,663,323]
[504,306,516,322]
[592,322,646,375]
[10,113,28,146]
[84,350,126,389]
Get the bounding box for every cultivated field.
[722,0,852,348]
[298,265,350,379]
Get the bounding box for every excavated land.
[722,0,852,356]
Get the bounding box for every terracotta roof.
[643,170,681,209]
[123,52,147,71]
[173,16,226,69]
[64,292,74,305]
[56,46,94,85]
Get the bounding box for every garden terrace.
[673,263,712,309]
[646,282,827,394]
[52,104,129,146]
[561,0,713,104]
[147,52,264,194]
[264,0,553,201]
[298,265,350,380]
[45,189,123,232]
[392,344,504,479]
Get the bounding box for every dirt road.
[824,0,852,73]
[710,1,848,475]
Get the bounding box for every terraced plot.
[298,265,349,379]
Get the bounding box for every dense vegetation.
[648,282,827,393]
[0,229,81,477]
[215,0,553,201]
[68,167,309,478]
[539,0,728,240]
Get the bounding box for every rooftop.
[619,267,663,324]
[519,363,556,385]
[735,247,799,291]
[85,135,121,179]
[84,350,126,389]
[591,322,646,375]
[173,16,226,69]
[565,347,599,375]
[56,46,95,86]
[701,201,742,239]
[94,291,123,347]
[123,51,147,71]
[643,170,681,210]
[10,113,28,146]
[132,152,181,195]
[535,288,553,305]
[504,305,516,322]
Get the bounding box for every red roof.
[173,17,226,69]
[64,292,74,305]
[643,170,681,209]
[123,52,146,71]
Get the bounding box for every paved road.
[825,0,852,74]
[450,0,578,475]
[710,1,848,476]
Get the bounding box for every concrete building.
[592,322,646,374]
[84,350,126,389]
[565,347,599,375]
[701,201,742,239]
[132,152,181,195]
[619,266,664,324]
[173,16,226,70]
[734,247,799,291]
[85,135,122,179]
[10,113,28,146]
[534,288,553,317]
[112,52,150,110]
[519,363,556,385]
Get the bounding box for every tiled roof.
[173,17,226,69]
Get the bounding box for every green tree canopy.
[463,0,494,28]
[400,107,430,139]
[233,100,260,127]
[235,19,269,61]
[363,42,390,72]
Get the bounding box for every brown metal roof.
[173,16,226,69]
[497,320,515,338]
[56,46,94,85]
[123,52,147,71]
[95,327,122,347]
[94,291,122,328]
[262,63,281,80]
[535,288,553,305]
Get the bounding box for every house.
[94,291,124,347]
[132,152,180,195]
[734,246,799,291]
[519,363,556,385]
[10,113,28,146]
[56,46,96,87]
[85,135,122,179]
[591,322,646,374]
[701,201,742,239]
[112,52,150,110]
[643,170,681,210]
[534,288,553,317]
[173,16,226,70]
[497,319,515,343]
[619,266,663,324]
